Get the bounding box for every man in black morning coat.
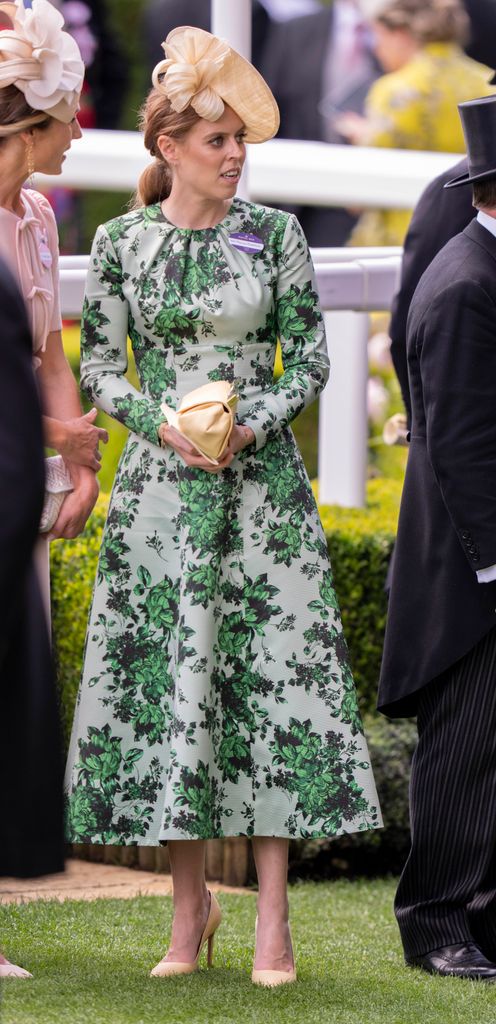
[390,3,496,424]
[0,263,64,976]
[378,95,496,981]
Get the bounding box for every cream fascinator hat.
[0,0,84,133]
[152,25,279,144]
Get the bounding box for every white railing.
[39,129,460,210]
[60,248,402,508]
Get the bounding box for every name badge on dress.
[39,238,52,268]
[228,232,264,255]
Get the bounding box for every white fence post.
[211,0,251,57]
[318,311,370,508]
[211,0,252,199]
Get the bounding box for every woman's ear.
[157,134,178,164]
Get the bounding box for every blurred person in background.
[335,0,493,245]
[463,0,496,70]
[142,0,280,78]
[262,0,380,245]
[0,263,63,979]
[47,0,128,252]
[388,6,496,427]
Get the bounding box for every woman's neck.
[0,158,27,215]
[161,189,232,229]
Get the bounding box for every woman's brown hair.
[376,0,469,46]
[133,89,200,209]
[0,84,51,144]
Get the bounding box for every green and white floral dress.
[65,198,382,844]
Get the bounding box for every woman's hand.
[226,424,255,455]
[48,464,99,541]
[44,408,109,471]
[158,422,254,472]
[333,110,369,145]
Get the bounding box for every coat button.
[461,530,470,540]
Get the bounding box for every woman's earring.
[25,136,35,186]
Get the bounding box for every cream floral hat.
[0,0,84,127]
[152,25,279,144]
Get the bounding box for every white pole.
[211,0,252,198]
[211,0,251,58]
[318,311,369,508]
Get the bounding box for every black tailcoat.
[379,219,496,717]
[0,264,64,877]
[389,158,473,425]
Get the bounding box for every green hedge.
[52,478,413,874]
[319,477,401,711]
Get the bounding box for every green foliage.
[50,496,109,749]
[320,477,401,711]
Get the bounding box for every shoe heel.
[207,933,215,967]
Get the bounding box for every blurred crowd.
[141,0,496,247]
[42,0,496,251]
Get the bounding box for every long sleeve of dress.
[80,224,165,447]
[239,214,329,450]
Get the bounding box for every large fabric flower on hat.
[152,28,230,121]
[0,0,84,122]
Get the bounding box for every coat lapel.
[463,217,496,263]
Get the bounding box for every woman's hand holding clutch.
[158,422,254,473]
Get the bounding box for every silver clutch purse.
[39,455,74,534]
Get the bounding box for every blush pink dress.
[0,188,62,362]
[0,188,63,618]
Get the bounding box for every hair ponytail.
[135,158,171,207]
[131,88,200,210]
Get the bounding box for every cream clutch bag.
[39,455,74,534]
[161,381,238,464]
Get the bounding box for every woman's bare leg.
[251,837,293,971]
[164,840,210,962]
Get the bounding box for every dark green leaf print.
[152,307,200,354]
[277,281,321,343]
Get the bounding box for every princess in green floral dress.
[65,26,381,983]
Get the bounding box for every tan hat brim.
[211,50,280,143]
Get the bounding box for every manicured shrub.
[50,496,109,749]
[319,477,401,713]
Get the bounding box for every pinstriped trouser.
[395,624,496,959]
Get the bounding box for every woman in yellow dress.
[336,0,494,245]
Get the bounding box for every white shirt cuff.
[477,563,496,583]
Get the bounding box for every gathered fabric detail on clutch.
[161,380,238,464]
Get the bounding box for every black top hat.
[445,94,496,189]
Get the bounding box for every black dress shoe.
[406,942,496,980]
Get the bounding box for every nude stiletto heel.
[251,916,297,987]
[150,891,222,978]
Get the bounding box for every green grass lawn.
[2,880,496,1024]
